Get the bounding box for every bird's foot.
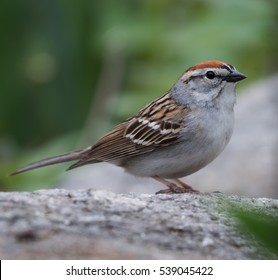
[174,178,199,193]
[153,176,199,195]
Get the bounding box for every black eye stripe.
[204,74,223,79]
[222,64,234,72]
[185,72,225,83]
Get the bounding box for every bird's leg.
[174,178,199,193]
[152,175,191,194]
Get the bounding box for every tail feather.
[67,158,100,171]
[11,150,86,176]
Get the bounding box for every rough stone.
[0,189,277,259]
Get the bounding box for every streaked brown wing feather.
[88,122,155,160]
[69,93,190,169]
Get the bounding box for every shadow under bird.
[12,60,246,194]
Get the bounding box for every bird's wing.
[68,93,191,169]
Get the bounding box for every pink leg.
[152,176,198,194]
[174,179,199,193]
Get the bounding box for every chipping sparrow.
[12,60,246,194]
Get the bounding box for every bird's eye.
[205,71,216,79]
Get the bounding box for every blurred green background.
[1,0,277,191]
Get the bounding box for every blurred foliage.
[231,206,278,257]
[1,0,278,190]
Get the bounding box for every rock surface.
[0,189,277,259]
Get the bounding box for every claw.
[153,175,200,194]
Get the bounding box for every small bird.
[12,60,246,194]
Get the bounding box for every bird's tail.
[11,149,89,176]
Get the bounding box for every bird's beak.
[225,70,246,83]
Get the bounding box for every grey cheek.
[188,79,199,90]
